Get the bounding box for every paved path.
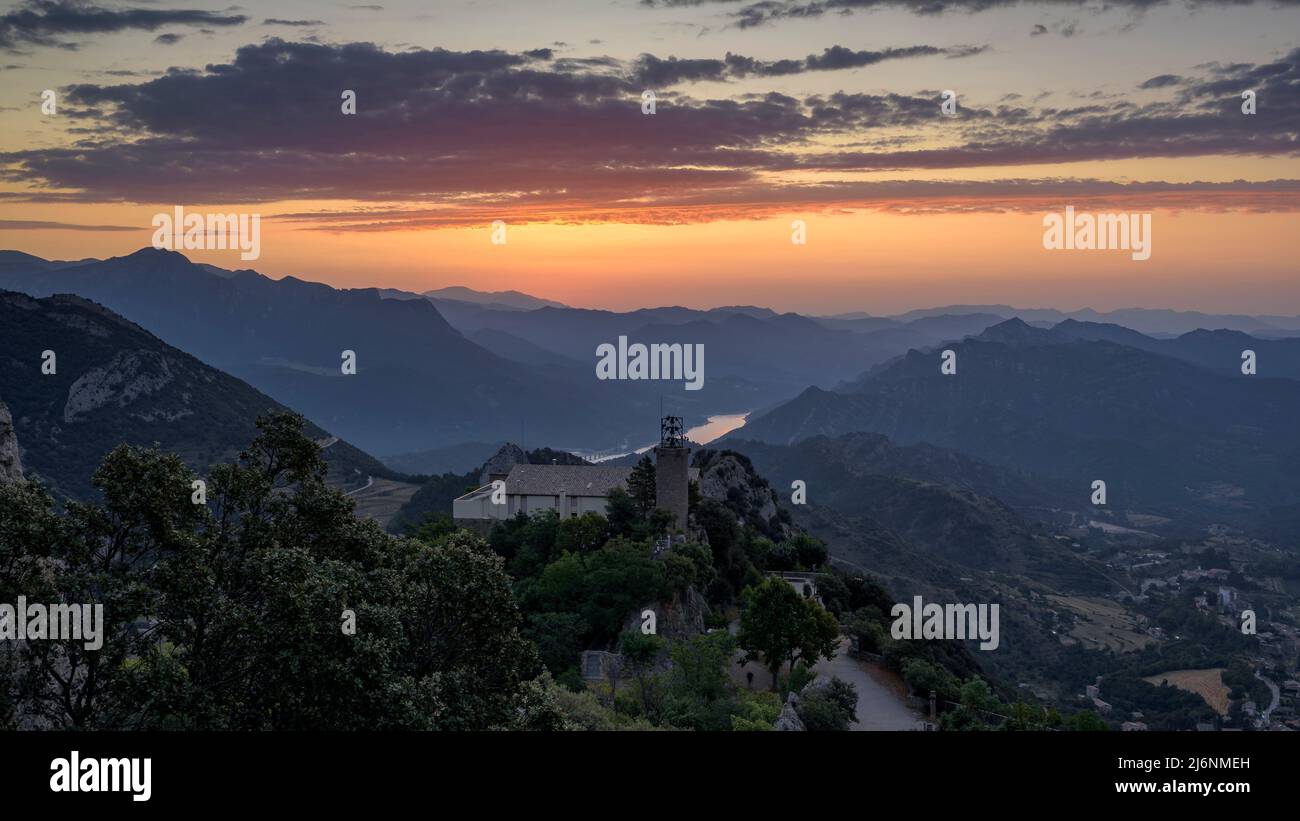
[811,638,926,731]
[1255,670,1280,723]
[344,475,374,496]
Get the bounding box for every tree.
[786,533,828,569]
[1066,710,1110,731]
[627,455,656,514]
[797,677,858,731]
[663,631,737,730]
[662,550,697,594]
[1,412,553,731]
[581,539,670,641]
[604,487,640,538]
[668,541,715,592]
[2,440,206,729]
[1006,701,1060,731]
[523,538,669,646]
[960,678,996,714]
[524,612,588,688]
[489,509,559,574]
[695,499,750,603]
[845,614,887,655]
[737,577,839,690]
[901,658,961,704]
[729,690,780,731]
[619,630,664,717]
[555,511,609,554]
[406,512,458,543]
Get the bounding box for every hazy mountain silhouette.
[423,285,567,311]
[1052,319,1300,380]
[735,318,1300,521]
[423,299,1012,393]
[883,305,1300,336]
[0,289,401,500]
[0,249,681,455]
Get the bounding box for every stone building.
[453,418,696,533]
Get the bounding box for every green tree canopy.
[737,577,840,691]
[0,413,560,731]
[627,455,656,514]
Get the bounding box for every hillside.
[738,319,1300,524]
[0,290,409,502]
[0,249,671,455]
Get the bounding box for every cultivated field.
[1143,668,1231,715]
[1047,595,1153,653]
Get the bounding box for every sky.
[0,0,1296,315]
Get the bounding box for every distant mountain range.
[1048,319,1300,380]
[423,285,568,311]
[0,249,716,455]
[413,299,1027,397]
[5,247,1299,483]
[0,289,401,500]
[733,318,1300,526]
[864,305,1300,337]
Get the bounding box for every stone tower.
[654,416,689,532]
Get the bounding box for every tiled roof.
[504,463,632,496]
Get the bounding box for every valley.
[2,248,1298,733]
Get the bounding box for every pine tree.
[628,454,656,514]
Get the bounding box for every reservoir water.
[684,412,749,445]
[579,412,749,462]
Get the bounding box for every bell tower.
[654,415,689,532]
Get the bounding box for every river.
[578,412,749,462]
[683,412,749,445]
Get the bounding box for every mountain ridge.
[0,289,408,500]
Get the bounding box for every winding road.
[812,638,926,731]
[1255,670,1280,723]
[344,475,374,496]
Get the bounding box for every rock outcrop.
[774,692,806,731]
[0,400,22,483]
[694,448,792,539]
[621,586,709,642]
[479,442,527,487]
[63,350,181,422]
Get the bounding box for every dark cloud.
[1140,73,1185,88]
[633,43,984,85]
[643,0,1300,29]
[0,0,247,52]
[0,218,138,231]
[154,33,182,45]
[269,178,1300,229]
[2,38,1296,220]
[1024,19,1076,37]
[263,19,326,27]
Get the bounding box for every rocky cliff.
[693,447,792,540]
[0,400,22,483]
[0,290,397,499]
